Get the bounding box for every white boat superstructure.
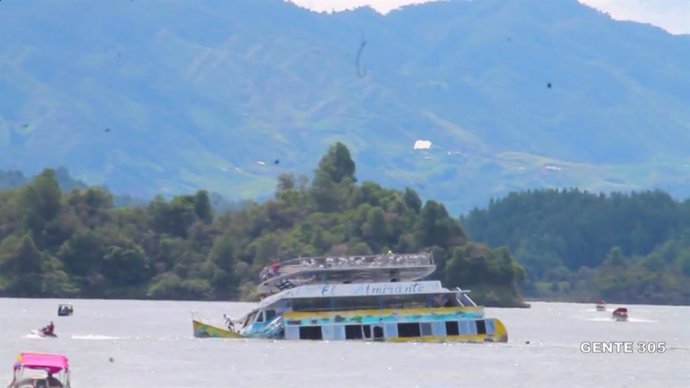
[257,252,435,295]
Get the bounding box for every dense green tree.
[194,190,213,224]
[101,242,149,287]
[18,169,62,245]
[0,143,528,305]
[311,142,356,212]
[361,207,387,251]
[0,234,45,296]
[464,188,690,303]
[276,173,296,194]
[316,142,356,184]
[603,246,626,267]
[57,230,105,276]
[206,235,240,296]
[403,188,422,214]
[149,195,197,238]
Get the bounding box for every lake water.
[1,298,688,388]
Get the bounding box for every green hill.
[1,0,690,212]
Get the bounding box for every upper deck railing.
[259,252,434,280]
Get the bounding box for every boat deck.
[258,253,435,294]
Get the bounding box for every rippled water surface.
[1,299,688,387]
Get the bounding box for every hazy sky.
[289,0,690,35]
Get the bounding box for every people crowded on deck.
[260,260,282,281]
[260,253,430,280]
[270,260,281,272]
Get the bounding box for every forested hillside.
[0,143,526,307]
[463,189,690,304]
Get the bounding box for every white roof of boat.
[258,280,456,309]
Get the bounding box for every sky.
[289,0,690,35]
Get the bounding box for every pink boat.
[7,352,71,388]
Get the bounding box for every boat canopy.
[255,253,438,297]
[257,280,469,309]
[15,352,69,374]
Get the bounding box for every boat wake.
[71,334,120,340]
[626,317,657,323]
[584,316,617,322]
[583,316,656,323]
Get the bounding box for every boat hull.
[30,330,57,338]
[192,320,243,339]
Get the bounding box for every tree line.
[0,143,526,307]
[463,189,690,304]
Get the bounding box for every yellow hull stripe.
[192,320,243,339]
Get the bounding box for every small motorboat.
[595,299,606,311]
[612,307,628,321]
[30,329,57,338]
[192,319,243,339]
[7,352,71,388]
[31,322,57,338]
[57,304,73,317]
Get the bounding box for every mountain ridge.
[1,0,690,213]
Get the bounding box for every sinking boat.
[7,352,71,388]
[215,252,508,343]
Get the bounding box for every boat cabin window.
[244,311,258,326]
[299,326,323,340]
[342,324,379,340]
[476,320,487,335]
[265,310,276,322]
[373,325,384,341]
[345,325,364,340]
[485,319,495,334]
[459,320,476,335]
[420,322,432,336]
[445,321,459,336]
[397,322,421,338]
